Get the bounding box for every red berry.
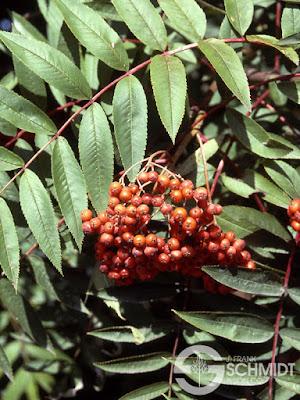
[170,190,183,203]
[169,178,181,190]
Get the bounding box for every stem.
[268,231,299,400]
[210,137,234,198]
[274,1,282,73]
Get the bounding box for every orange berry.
[157,174,170,188]
[182,217,197,231]
[110,181,123,197]
[119,189,132,203]
[138,171,149,183]
[169,178,181,190]
[80,209,93,222]
[173,207,188,222]
[170,190,183,203]
[291,220,300,232]
[90,217,101,230]
[133,235,146,247]
[182,187,194,199]
[289,199,300,214]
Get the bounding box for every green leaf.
[13,55,47,111]
[0,86,56,135]
[0,31,92,99]
[258,383,296,400]
[0,148,24,171]
[173,311,274,343]
[150,55,187,143]
[113,75,148,181]
[280,328,300,351]
[198,39,251,111]
[202,266,284,296]
[0,198,20,290]
[244,171,291,208]
[217,206,259,239]
[0,71,18,91]
[246,35,299,65]
[28,255,58,300]
[281,5,300,39]
[218,205,291,241]
[118,382,170,400]
[112,0,167,51]
[263,160,300,199]
[53,0,129,71]
[52,137,87,251]
[19,169,62,273]
[0,278,48,348]
[288,288,300,306]
[95,352,171,373]
[89,323,172,344]
[11,11,47,42]
[277,81,300,105]
[0,343,13,381]
[279,33,300,46]
[158,0,206,42]
[275,374,300,395]
[226,108,300,159]
[221,175,255,198]
[224,0,254,35]
[79,103,113,213]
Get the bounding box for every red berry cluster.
[288,199,300,232]
[80,170,255,293]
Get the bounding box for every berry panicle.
[80,166,256,294]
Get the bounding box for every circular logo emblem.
[174,345,225,395]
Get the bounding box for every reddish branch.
[268,232,299,400]
[274,1,282,73]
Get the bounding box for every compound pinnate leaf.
[52,137,87,251]
[0,344,13,381]
[158,0,206,42]
[224,0,254,35]
[0,198,19,290]
[198,39,251,111]
[0,148,24,172]
[79,103,113,213]
[0,86,56,135]
[113,75,148,181]
[0,278,48,348]
[0,31,92,99]
[112,0,167,51]
[173,311,274,343]
[118,382,170,400]
[53,0,129,71]
[150,55,187,143]
[95,352,171,373]
[19,169,62,273]
[202,266,284,296]
[288,288,300,306]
